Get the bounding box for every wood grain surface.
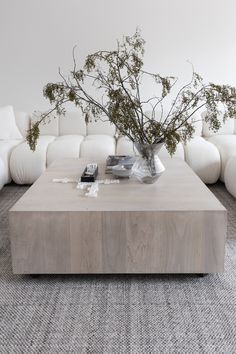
[9,158,227,274]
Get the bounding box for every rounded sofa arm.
[10,136,55,184]
[184,137,221,184]
[225,156,236,198]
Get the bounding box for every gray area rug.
[0,183,236,353]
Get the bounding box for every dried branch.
[26,30,236,155]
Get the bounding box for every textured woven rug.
[0,183,236,353]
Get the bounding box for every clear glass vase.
[131,143,165,184]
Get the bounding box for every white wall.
[0,0,236,112]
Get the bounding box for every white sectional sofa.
[0,107,28,188]
[0,106,236,198]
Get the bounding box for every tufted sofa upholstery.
[0,158,5,190]
[9,110,188,185]
[0,107,235,197]
[201,113,236,183]
[0,110,27,186]
[225,156,236,198]
[184,137,221,184]
[9,111,119,184]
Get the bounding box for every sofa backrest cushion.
[59,111,86,136]
[189,113,202,136]
[14,111,31,137]
[87,119,116,136]
[0,105,22,140]
[145,110,202,137]
[202,111,234,137]
[31,112,59,136]
[31,111,114,137]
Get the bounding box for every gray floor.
[0,183,236,353]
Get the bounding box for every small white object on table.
[53,177,120,197]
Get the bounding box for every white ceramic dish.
[112,164,132,178]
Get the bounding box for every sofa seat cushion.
[225,156,236,198]
[84,134,113,141]
[47,135,84,166]
[184,137,221,184]
[0,140,23,184]
[80,135,116,160]
[116,137,185,159]
[10,136,55,184]
[206,135,236,181]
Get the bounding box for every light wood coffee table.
[9,158,227,275]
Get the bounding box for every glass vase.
[131,143,165,184]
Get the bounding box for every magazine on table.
[105,155,135,173]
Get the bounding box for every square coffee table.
[9,158,227,274]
